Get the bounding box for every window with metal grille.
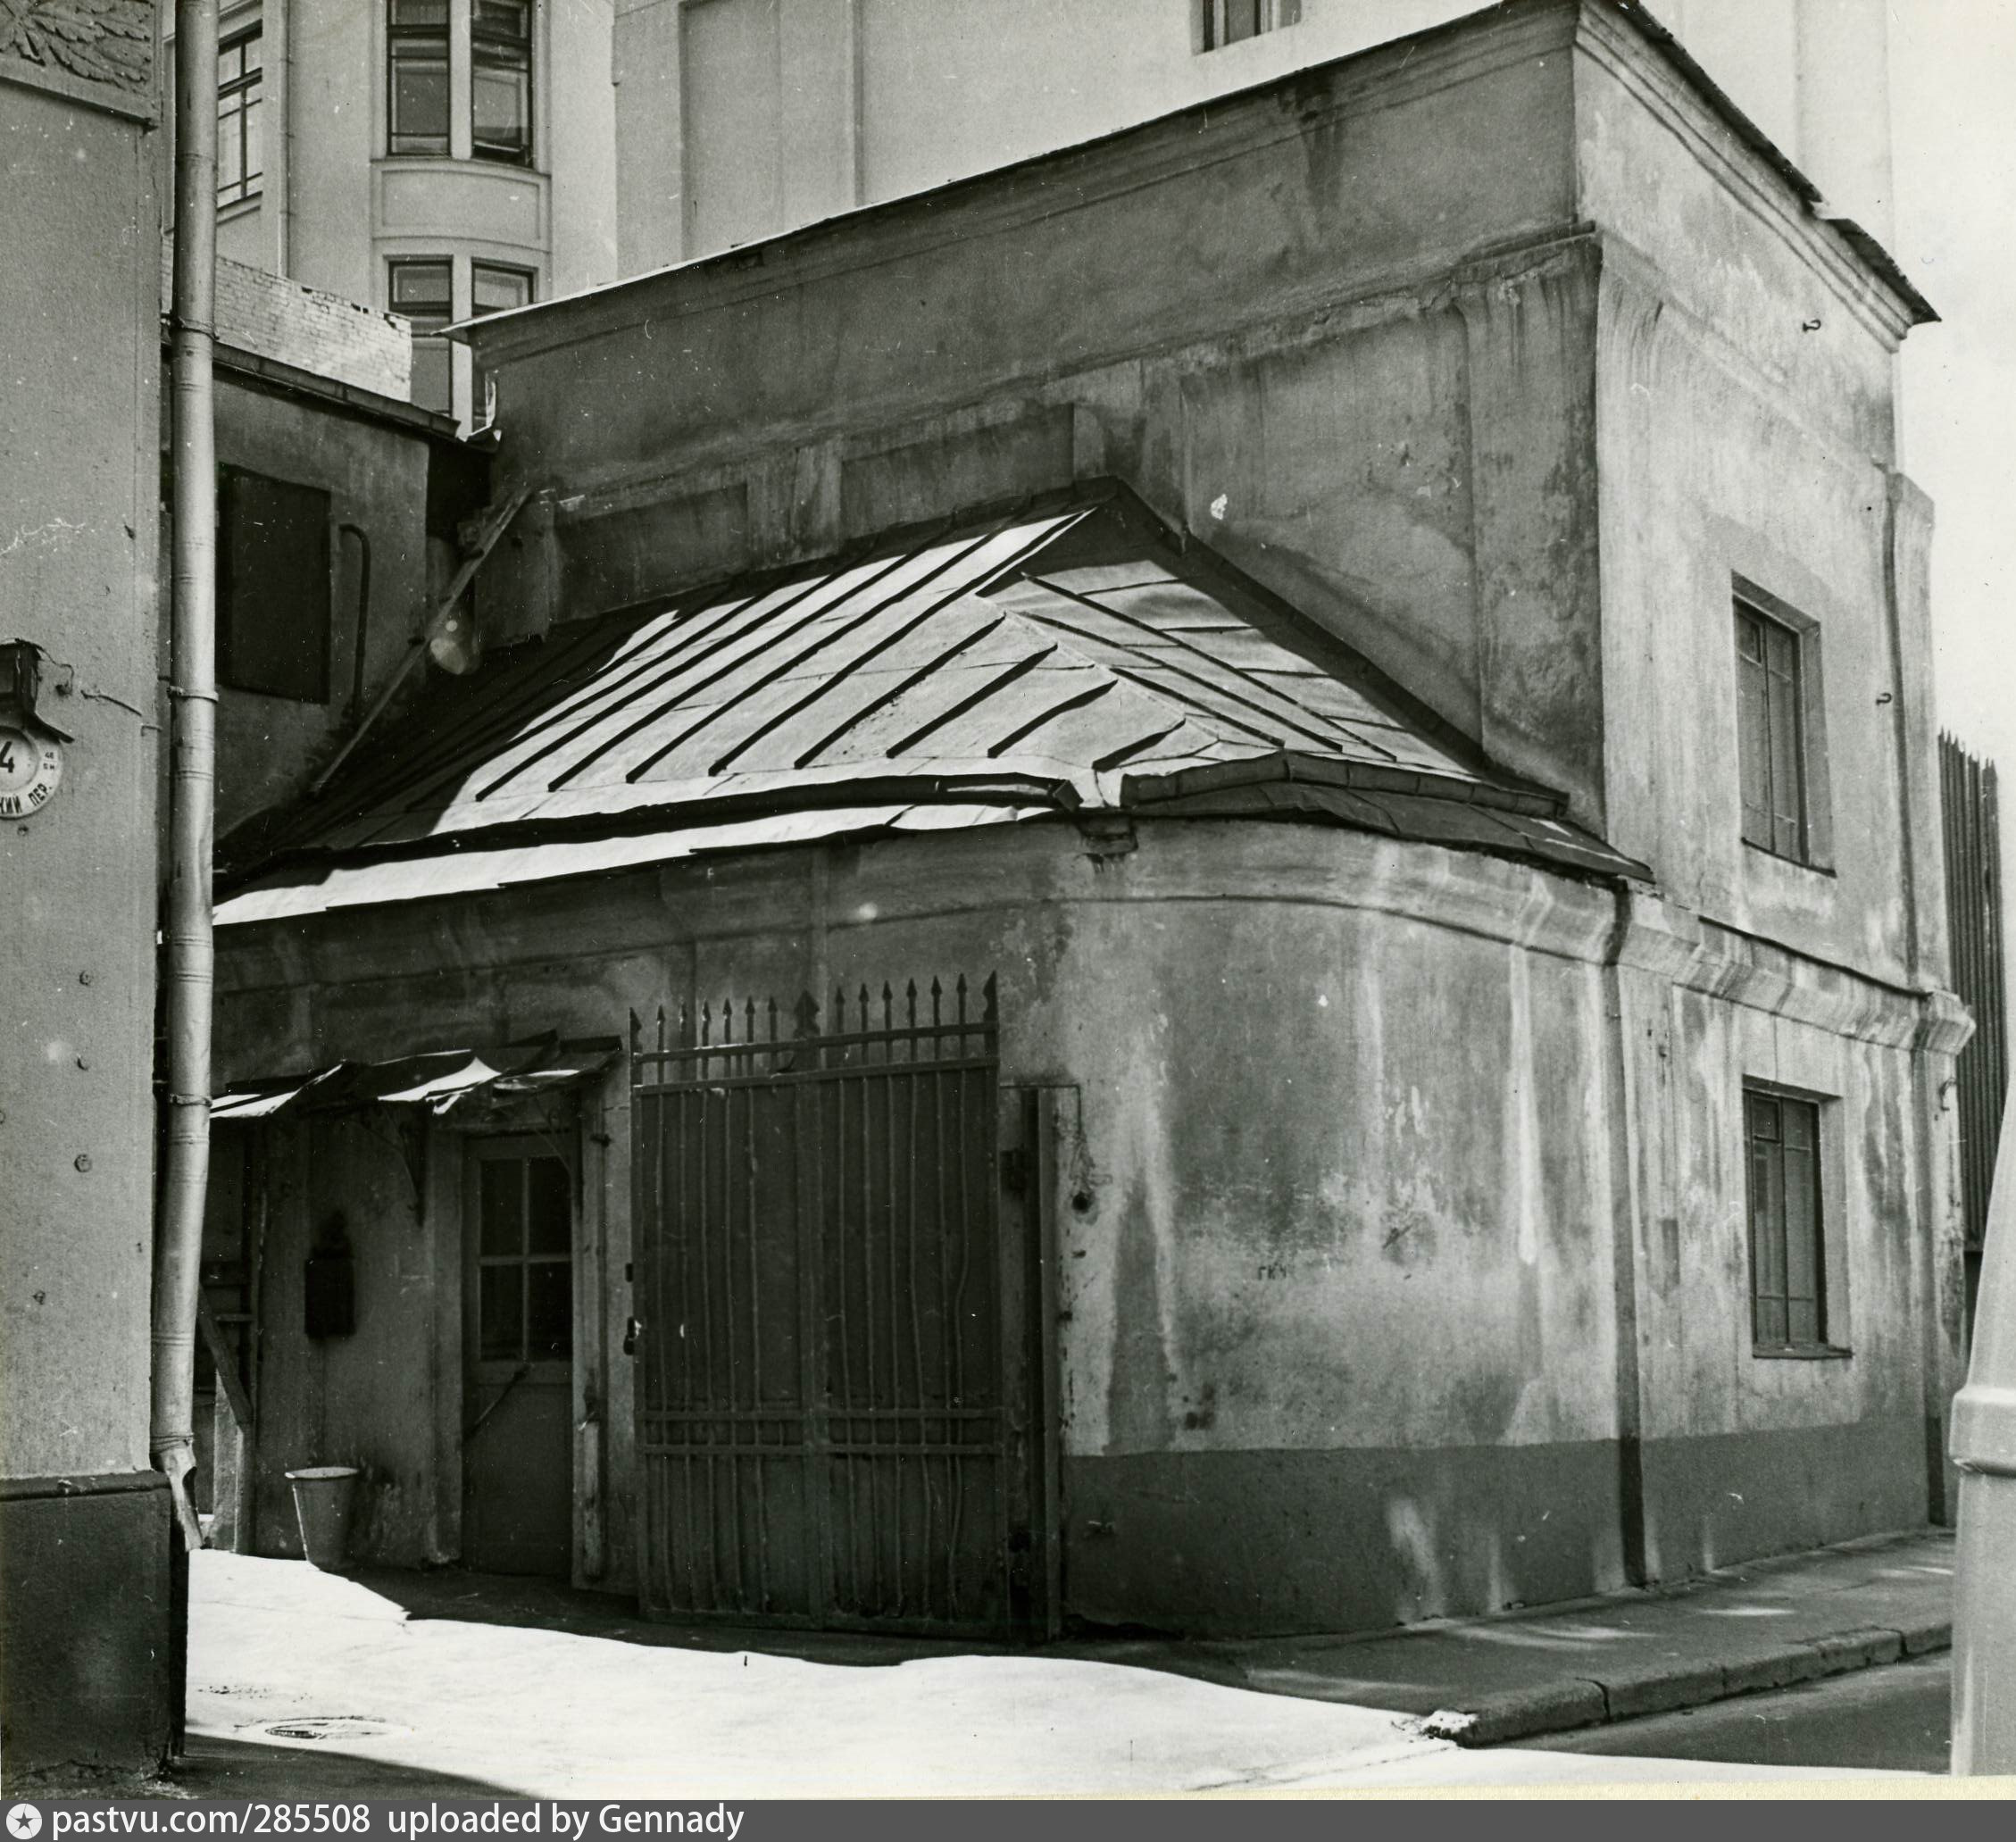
[1744,1089,1829,1352]
[1199,0,1300,51]
[389,257,455,413]
[218,469,332,703]
[472,0,533,164]
[1735,596,1811,863]
[476,1154,572,1363]
[388,0,451,155]
[217,22,262,207]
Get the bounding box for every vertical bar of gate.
[678,1081,700,1613]
[854,1010,882,1617]
[905,1047,928,1623]
[879,1011,905,1619]
[799,1023,834,1627]
[747,1063,770,1614]
[946,1033,968,1620]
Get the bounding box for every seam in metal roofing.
[230,480,1646,918]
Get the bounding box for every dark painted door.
[464,1138,573,1576]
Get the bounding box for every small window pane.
[479,1264,522,1361]
[479,1159,522,1256]
[389,260,453,317]
[526,1261,571,1360]
[471,265,533,316]
[526,1157,570,1254]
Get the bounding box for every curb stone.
[1416,1619,1951,1747]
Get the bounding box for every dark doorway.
[629,979,1039,1635]
[463,1137,574,1576]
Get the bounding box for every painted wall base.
[0,1473,173,1787]
[1062,1441,1628,1638]
[1637,1416,1928,1581]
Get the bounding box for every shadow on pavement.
[163,1734,522,1800]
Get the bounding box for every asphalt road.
[1527,1653,1953,1775]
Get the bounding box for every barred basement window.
[217,21,263,207]
[1198,0,1301,52]
[1744,1088,1830,1353]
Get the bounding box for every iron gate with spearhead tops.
[629,974,1039,1635]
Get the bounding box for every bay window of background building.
[388,0,452,155]
[388,0,532,163]
[389,258,455,413]
[472,1,535,163]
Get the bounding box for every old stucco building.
[207,0,1969,1637]
[1,1,171,1782]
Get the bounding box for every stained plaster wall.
[198,378,442,838]
[1570,11,1966,1504]
[0,50,171,1780]
[229,1114,453,1565]
[215,813,1948,1629]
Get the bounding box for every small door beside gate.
[631,979,1039,1636]
[464,1138,574,1577]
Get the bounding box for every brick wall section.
[161,242,412,399]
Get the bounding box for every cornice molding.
[0,0,157,123]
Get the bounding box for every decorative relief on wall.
[1,0,154,113]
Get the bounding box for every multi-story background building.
[613,0,1896,271]
[175,0,619,425]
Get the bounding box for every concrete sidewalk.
[161,1527,1953,1795]
[166,1540,1954,1796]
[1111,1526,1955,1746]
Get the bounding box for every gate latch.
[622,1315,643,1356]
[999,1146,1031,1194]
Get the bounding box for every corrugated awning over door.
[210,1037,620,1121]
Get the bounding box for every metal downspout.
[155,0,219,1563]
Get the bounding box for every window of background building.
[218,469,332,703]
[470,263,534,422]
[1199,0,1300,51]
[390,258,455,413]
[217,21,263,207]
[471,0,534,163]
[1735,595,1811,863]
[1744,1088,1830,1352]
[388,0,451,156]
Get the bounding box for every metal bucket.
[285,1465,360,1569]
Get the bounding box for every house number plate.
[0,722,63,817]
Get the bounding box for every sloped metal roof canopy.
[224,481,1645,922]
[211,1037,620,1120]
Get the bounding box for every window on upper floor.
[472,0,534,164]
[219,469,333,703]
[388,0,451,156]
[470,263,534,423]
[389,257,456,413]
[1735,588,1822,865]
[1198,0,1301,52]
[1744,1088,1839,1355]
[217,21,263,208]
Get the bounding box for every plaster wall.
[234,1116,450,1565]
[204,377,437,838]
[214,819,1945,1629]
[0,54,171,1782]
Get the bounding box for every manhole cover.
[257,1716,406,1743]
